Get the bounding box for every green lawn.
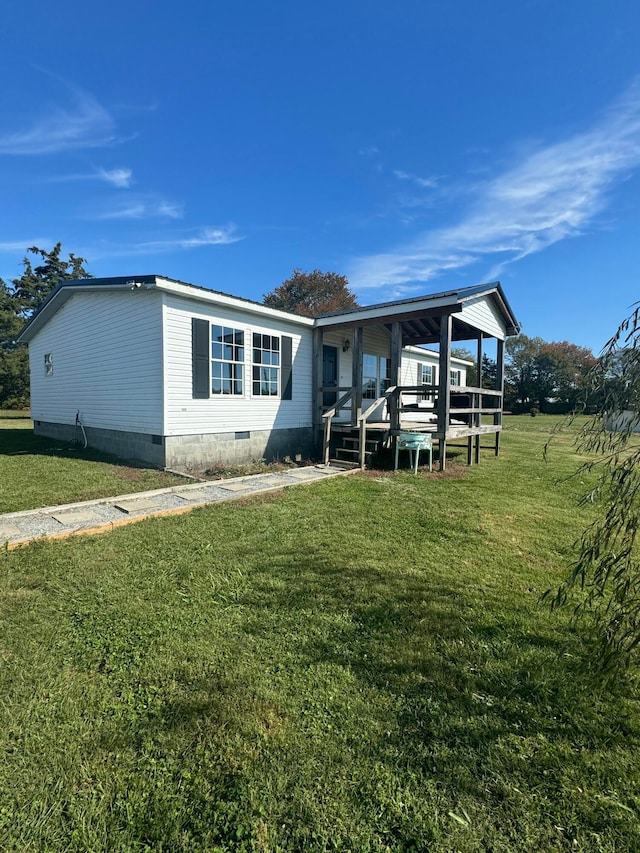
[0,411,185,513]
[1,416,638,851]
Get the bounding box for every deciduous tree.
[505,334,597,413]
[264,269,358,317]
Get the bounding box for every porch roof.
[314,281,520,343]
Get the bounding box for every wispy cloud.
[53,166,133,187]
[350,81,640,291]
[0,239,51,254]
[97,167,132,188]
[135,224,244,252]
[393,169,440,189]
[93,196,183,220]
[0,78,117,155]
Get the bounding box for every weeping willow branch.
[543,304,640,676]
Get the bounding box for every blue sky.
[2,0,639,353]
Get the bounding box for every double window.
[211,325,244,395]
[192,318,292,401]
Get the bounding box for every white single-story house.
[18,276,519,470]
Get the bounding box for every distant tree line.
[504,334,599,414]
[0,244,91,408]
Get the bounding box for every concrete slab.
[173,490,210,502]
[254,476,286,487]
[286,469,323,480]
[51,509,102,526]
[217,481,251,492]
[0,522,22,540]
[114,498,165,514]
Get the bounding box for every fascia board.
[153,278,315,327]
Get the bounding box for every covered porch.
[312,282,520,471]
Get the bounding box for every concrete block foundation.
[164,427,315,471]
[33,421,166,468]
[33,420,315,471]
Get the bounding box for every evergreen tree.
[0,244,91,408]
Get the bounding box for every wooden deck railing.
[321,387,356,464]
[356,386,398,468]
[321,384,504,466]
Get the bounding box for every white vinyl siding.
[163,294,312,436]
[459,295,506,340]
[28,290,164,432]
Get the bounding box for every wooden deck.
[332,419,501,441]
[323,384,503,470]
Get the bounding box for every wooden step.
[341,438,379,451]
[328,458,360,469]
[335,447,373,459]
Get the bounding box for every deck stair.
[333,430,383,467]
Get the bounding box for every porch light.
[342,339,351,352]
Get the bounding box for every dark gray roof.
[18,274,520,343]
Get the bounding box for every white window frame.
[420,363,435,400]
[252,332,280,397]
[363,353,391,400]
[450,368,461,387]
[211,324,244,395]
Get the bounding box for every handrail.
[356,385,398,424]
[322,386,357,465]
[321,386,356,421]
[356,386,398,469]
[452,385,502,397]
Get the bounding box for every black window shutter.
[192,318,209,398]
[281,335,293,400]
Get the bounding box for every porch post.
[437,313,452,471]
[475,332,483,463]
[351,326,363,424]
[495,337,505,456]
[390,321,402,434]
[313,327,324,455]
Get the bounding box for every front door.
[322,345,338,408]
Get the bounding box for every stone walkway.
[1,463,356,550]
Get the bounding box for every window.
[450,368,461,386]
[253,333,280,396]
[44,353,53,376]
[421,364,434,385]
[211,325,244,395]
[363,354,390,399]
[420,363,435,400]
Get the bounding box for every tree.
[0,244,91,408]
[12,243,91,316]
[505,334,542,410]
[264,269,358,317]
[451,347,476,386]
[481,353,497,389]
[544,305,640,677]
[505,334,597,413]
